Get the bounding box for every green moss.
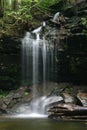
[65,86,73,93]
[24,92,29,96]
[0,90,9,98]
[81,17,87,35]
[81,18,87,27]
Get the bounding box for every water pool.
[0,117,87,130]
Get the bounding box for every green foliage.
[4,4,33,25]
[24,92,29,96]
[39,0,60,9]
[81,17,87,35]
[65,86,73,93]
[0,0,39,36]
[3,0,61,23]
[0,0,62,36]
[81,18,87,28]
[0,90,9,98]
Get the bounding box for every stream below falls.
[0,117,87,130]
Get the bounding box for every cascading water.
[31,26,45,113]
[22,32,32,86]
[20,19,58,118]
[21,22,49,117]
[53,12,60,22]
[32,32,40,98]
[42,36,47,94]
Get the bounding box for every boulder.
[44,96,64,110]
[48,103,87,120]
[62,93,75,103]
[0,108,7,114]
[77,92,87,106]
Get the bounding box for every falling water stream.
[9,12,62,118]
[21,13,61,117]
[21,22,50,117]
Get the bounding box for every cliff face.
[0,0,87,91]
[49,0,87,84]
[0,37,21,90]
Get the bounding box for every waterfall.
[22,32,32,86]
[22,23,48,114]
[21,19,57,117]
[32,33,40,98]
[42,37,46,93]
[53,12,60,21]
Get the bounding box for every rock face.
[0,84,87,121]
[48,103,87,120]
[44,96,64,110]
[0,36,21,90]
[48,0,87,84]
[77,92,87,106]
[0,108,7,115]
[62,93,75,103]
[0,86,32,114]
[47,90,87,120]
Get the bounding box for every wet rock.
[0,108,7,114]
[1,87,31,109]
[0,99,7,109]
[62,92,83,106]
[63,0,87,17]
[62,93,76,103]
[77,92,87,106]
[48,103,87,120]
[48,87,66,97]
[3,92,14,106]
[44,96,64,110]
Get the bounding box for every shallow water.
[0,117,87,130]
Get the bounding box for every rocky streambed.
[0,83,87,121]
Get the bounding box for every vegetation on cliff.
[0,0,58,37]
[1,0,86,37]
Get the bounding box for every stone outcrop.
[0,84,87,121]
[48,103,87,120]
[0,86,32,114]
[47,88,87,120]
[48,0,87,84]
[0,108,7,115]
[77,92,87,106]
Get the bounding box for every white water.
[22,23,49,116]
[42,37,47,94]
[15,113,47,118]
[21,19,57,117]
[32,34,39,99]
[10,95,63,118]
[53,12,60,21]
[22,32,32,86]
[32,26,42,34]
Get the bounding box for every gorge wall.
[0,0,87,91]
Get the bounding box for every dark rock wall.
[54,35,87,84]
[0,37,21,90]
[49,0,87,84]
